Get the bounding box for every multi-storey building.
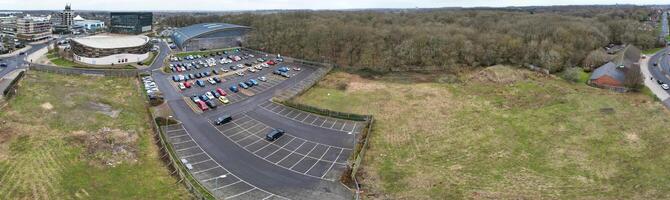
[110,12,152,34]
[16,15,52,42]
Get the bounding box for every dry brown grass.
[296,66,670,199]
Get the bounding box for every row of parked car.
[142,76,160,95]
[191,87,232,111]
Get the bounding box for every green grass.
[0,71,189,199]
[175,47,241,57]
[295,67,670,199]
[642,47,663,55]
[142,52,157,65]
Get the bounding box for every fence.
[29,63,140,77]
[140,75,215,200]
[1,70,25,99]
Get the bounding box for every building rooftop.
[172,23,250,47]
[590,61,625,83]
[71,35,149,49]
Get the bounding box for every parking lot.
[164,123,289,200]
[165,49,304,111]
[153,48,357,199]
[212,114,351,181]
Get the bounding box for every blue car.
[196,80,205,87]
[229,85,239,93]
[249,79,259,86]
[172,75,179,82]
[239,82,249,89]
[200,95,209,101]
[278,66,289,73]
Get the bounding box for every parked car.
[216,88,227,96]
[249,79,259,86]
[208,78,217,85]
[293,67,301,71]
[278,67,289,73]
[205,92,215,100]
[196,80,205,87]
[214,115,232,125]
[267,60,276,65]
[218,96,230,104]
[191,96,201,103]
[178,83,186,90]
[239,82,249,89]
[213,77,222,83]
[654,62,658,66]
[229,85,239,93]
[211,90,221,98]
[663,84,670,90]
[196,101,209,111]
[212,69,219,75]
[205,100,217,109]
[259,76,267,82]
[184,82,192,88]
[280,72,290,78]
[236,71,244,76]
[266,129,285,141]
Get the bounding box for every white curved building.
[70,35,151,65]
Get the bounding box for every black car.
[266,129,285,141]
[0,63,7,68]
[203,72,211,76]
[654,62,658,66]
[244,63,252,67]
[229,65,237,70]
[213,77,222,83]
[212,69,219,75]
[211,90,221,98]
[215,115,232,125]
[206,100,217,109]
[658,79,664,84]
[195,73,202,78]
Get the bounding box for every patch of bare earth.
[70,128,138,167]
[40,102,53,110]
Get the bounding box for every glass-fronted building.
[109,12,152,34]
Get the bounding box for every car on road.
[259,76,267,82]
[0,63,7,68]
[266,129,285,141]
[229,85,239,93]
[657,80,664,85]
[654,62,658,66]
[215,115,232,125]
[662,84,670,90]
[218,96,230,104]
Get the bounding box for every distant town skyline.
[0,0,667,11]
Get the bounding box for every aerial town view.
[2,0,670,199]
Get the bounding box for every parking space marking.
[305,146,331,175]
[211,180,242,191]
[169,133,189,139]
[259,103,363,134]
[209,114,349,181]
[189,159,213,166]
[264,137,295,159]
[192,166,219,174]
[176,146,199,152]
[201,173,231,182]
[161,123,288,200]
[225,188,256,199]
[322,148,344,178]
[181,152,205,159]
[172,139,194,145]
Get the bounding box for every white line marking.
[169,133,189,139]
[322,148,344,178]
[190,159,213,166]
[192,166,219,174]
[176,146,199,152]
[276,140,306,164]
[225,188,256,199]
[172,139,194,145]
[305,146,331,175]
[290,144,318,169]
[181,152,205,159]
[211,180,242,191]
[264,137,295,159]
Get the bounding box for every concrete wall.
[73,52,149,65]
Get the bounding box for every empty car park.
[152,48,359,199]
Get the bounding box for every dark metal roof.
[590,61,625,83]
[172,23,250,48]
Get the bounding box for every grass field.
[0,71,189,199]
[295,66,670,199]
[642,47,663,55]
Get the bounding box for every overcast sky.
[0,0,666,11]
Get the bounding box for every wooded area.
[164,6,661,72]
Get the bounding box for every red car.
[216,88,227,96]
[267,60,276,65]
[184,82,192,88]
[197,101,209,111]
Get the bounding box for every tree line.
[163,7,661,73]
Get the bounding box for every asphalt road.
[662,11,669,38]
[0,42,50,78]
[151,49,357,199]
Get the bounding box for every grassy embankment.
[0,71,189,199]
[295,66,670,199]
